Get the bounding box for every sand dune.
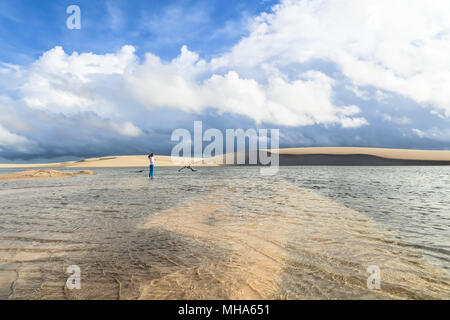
[273,147,450,161]
[1,148,450,168]
[221,147,450,165]
[267,147,450,166]
[0,169,93,181]
[0,155,219,169]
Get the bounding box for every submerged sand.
[138,183,450,300]
[0,169,93,181]
[1,171,449,299]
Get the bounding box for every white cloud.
[21,45,137,115]
[127,54,367,127]
[10,0,450,157]
[0,124,33,152]
[215,0,450,117]
[106,2,124,32]
[375,90,390,103]
[382,114,412,125]
[11,41,367,129]
[109,121,143,137]
[412,127,450,141]
[346,84,370,101]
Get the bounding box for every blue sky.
[0,0,450,161]
[0,0,276,64]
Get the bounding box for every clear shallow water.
[282,167,450,269]
[0,166,449,299]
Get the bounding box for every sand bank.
[0,169,93,181]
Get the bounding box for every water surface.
[0,166,449,299]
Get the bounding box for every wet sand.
[0,170,93,181]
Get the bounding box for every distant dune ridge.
[273,147,450,161]
[216,147,450,166]
[0,148,450,169]
[269,147,450,166]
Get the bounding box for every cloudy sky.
[1,0,450,162]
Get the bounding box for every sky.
[0,0,450,161]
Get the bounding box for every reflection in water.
[0,167,449,299]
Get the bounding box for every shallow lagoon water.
[0,166,449,299]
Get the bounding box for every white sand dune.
[1,147,450,168]
[272,147,450,161]
[0,155,219,169]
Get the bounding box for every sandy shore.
[1,148,450,168]
[0,169,93,181]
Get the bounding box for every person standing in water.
[148,153,155,178]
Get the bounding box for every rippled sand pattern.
[0,167,449,299]
[138,184,450,299]
[139,197,283,299]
